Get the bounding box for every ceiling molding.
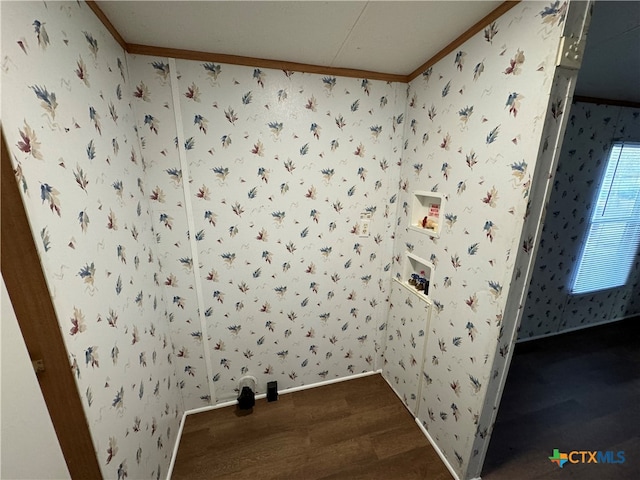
[86,0,519,84]
[407,1,520,82]
[85,1,127,50]
[126,43,408,83]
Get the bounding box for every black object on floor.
[237,386,255,410]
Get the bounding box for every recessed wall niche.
[395,252,434,302]
[409,191,444,238]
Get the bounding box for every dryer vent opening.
[237,376,256,410]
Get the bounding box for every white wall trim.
[168,57,216,404]
[166,369,381,478]
[184,369,381,416]
[379,371,460,480]
[275,369,381,396]
[517,313,637,343]
[414,418,462,480]
[166,411,187,480]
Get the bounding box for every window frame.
[570,141,640,295]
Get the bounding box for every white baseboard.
[378,372,461,480]
[414,417,461,480]
[278,369,382,395]
[166,369,382,479]
[166,411,186,480]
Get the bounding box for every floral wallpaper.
[470,65,582,477]
[388,2,576,478]
[519,101,640,340]
[152,58,404,402]
[383,281,431,416]
[126,55,212,410]
[2,1,589,479]
[1,3,183,479]
[125,56,405,404]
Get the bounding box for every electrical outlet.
[267,381,278,402]
[359,212,371,237]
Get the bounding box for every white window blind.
[571,142,640,294]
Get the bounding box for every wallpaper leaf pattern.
[126,55,212,409]
[519,102,640,340]
[2,3,183,479]
[384,282,431,415]
[388,2,570,478]
[127,56,405,402]
[2,1,581,479]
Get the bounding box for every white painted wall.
[1,276,70,480]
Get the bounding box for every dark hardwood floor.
[171,374,453,479]
[483,317,640,480]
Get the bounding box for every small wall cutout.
[409,191,444,238]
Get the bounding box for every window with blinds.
[571,142,640,294]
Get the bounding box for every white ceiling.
[96,0,640,101]
[96,1,502,76]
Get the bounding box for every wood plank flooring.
[171,374,453,479]
[482,317,640,480]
